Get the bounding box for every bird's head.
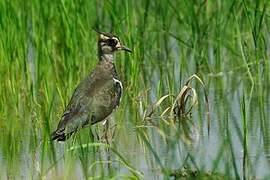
[95,30,132,56]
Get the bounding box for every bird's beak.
[120,45,132,53]
[115,42,132,53]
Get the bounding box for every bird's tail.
[51,129,73,141]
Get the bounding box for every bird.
[51,30,132,141]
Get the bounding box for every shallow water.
[0,71,270,179]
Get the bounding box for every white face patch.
[100,42,105,46]
[99,34,121,54]
[101,45,113,54]
[100,34,109,40]
[113,37,120,47]
[115,42,121,49]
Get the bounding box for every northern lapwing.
[51,30,132,141]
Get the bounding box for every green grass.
[0,0,270,179]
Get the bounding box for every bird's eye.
[107,39,117,46]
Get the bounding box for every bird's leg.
[95,129,100,141]
[111,124,117,139]
[102,119,112,170]
[88,127,95,142]
[101,119,110,145]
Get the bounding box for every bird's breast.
[89,77,122,122]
